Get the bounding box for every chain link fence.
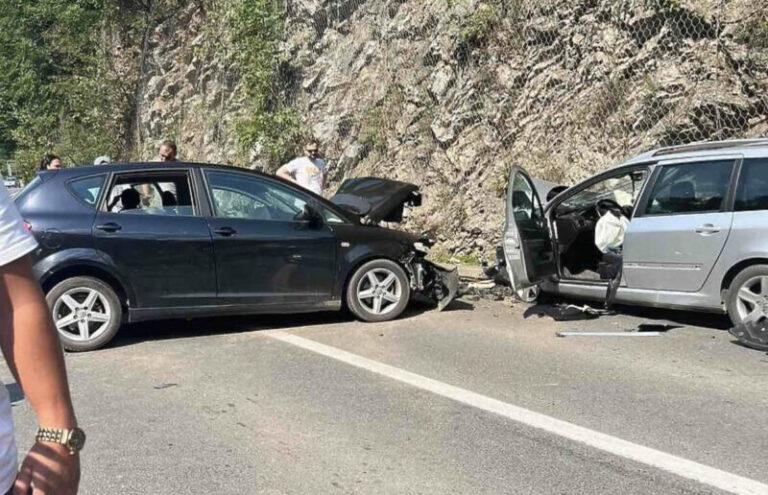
[275,0,767,180]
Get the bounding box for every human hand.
[13,442,80,494]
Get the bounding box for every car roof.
[620,138,768,167]
[46,161,264,177]
[40,161,357,221]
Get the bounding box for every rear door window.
[735,158,768,212]
[105,171,196,216]
[645,160,734,215]
[67,175,106,208]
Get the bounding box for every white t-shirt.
[281,157,326,195]
[0,184,38,493]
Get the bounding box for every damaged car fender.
[330,224,458,311]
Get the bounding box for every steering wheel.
[595,198,623,217]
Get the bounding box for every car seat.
[161,191,178,206]
[668,181,696,212]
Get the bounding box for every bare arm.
[0,255,80,494]
[276,164,296,182]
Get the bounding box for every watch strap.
[36,427,68,445]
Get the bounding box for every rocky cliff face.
[131,0,768,260]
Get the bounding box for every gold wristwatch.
[35,427,86,455]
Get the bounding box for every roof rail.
[652,138,768,157]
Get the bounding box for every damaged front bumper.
[407,257,459,311]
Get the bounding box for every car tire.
[726,264,768,327]
[46,276,122,352]
[346,259,410,322]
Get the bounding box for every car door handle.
[95,223,122,233]
[695,224,720,234]
[214,227,237,237]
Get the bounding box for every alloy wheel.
[356,268,403,316]
[735,275,768,325]
[52,287,112,342]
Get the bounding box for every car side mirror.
[294,204,323,230]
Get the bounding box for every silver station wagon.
[503,138,768,326]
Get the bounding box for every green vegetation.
[735,19,768,49]
[226,0,304,170]
[458,3,500,47]
[651,0,683,15]
[358,88,404,155]
[0,0,301,178]
[0,0,124,179]
[360,106,387,153]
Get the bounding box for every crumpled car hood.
[331,177,422,223]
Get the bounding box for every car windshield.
[558,170,647,212]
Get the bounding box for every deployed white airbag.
[594,212,630,253]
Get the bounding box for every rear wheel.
[346,259,410,322]
[46,276,122,352]
[727,265,768,327]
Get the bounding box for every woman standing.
[39,154,62,171]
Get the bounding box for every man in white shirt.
[0,185,81,494]
[276,139,327,195]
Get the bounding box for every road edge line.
[268,331,768,495]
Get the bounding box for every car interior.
[206,171,308,222]
[550,169,648,281]
[106,173,194,216]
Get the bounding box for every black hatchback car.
[15,163,457,351]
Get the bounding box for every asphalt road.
[3,298,767,494]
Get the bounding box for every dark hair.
[305,139,319,147]
[159,140,177,154]
[39,154,60,171]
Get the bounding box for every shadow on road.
[105,299,440,350]
[538,294,732,331]
[612,304,732,331]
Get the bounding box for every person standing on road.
[0,184,83,494]
[140,140,179,207]
[39,154,62,171]
[276,139,327,195]
[154,140,178,163]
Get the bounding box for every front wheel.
[727,265,768,327]
[46,276,123,352]
[346,259,410,322]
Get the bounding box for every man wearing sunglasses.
[276,139,327,195]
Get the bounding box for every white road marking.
[268,331,768,495]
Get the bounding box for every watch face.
[67,428,86,451]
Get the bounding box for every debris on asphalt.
[557,331,661,337]
[728,321,768,351]
[458,277,515,302]
[556,323,679,337]
[153,383,179,390]
[523,303,611,321]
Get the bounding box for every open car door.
[504,167,557,294]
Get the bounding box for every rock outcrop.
[129,0,768,259]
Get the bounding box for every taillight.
[22,221,32,232]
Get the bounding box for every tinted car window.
[735,158,768,212]
[206,171,307,222]
[645,160,733,215]
[68,175,105,207]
